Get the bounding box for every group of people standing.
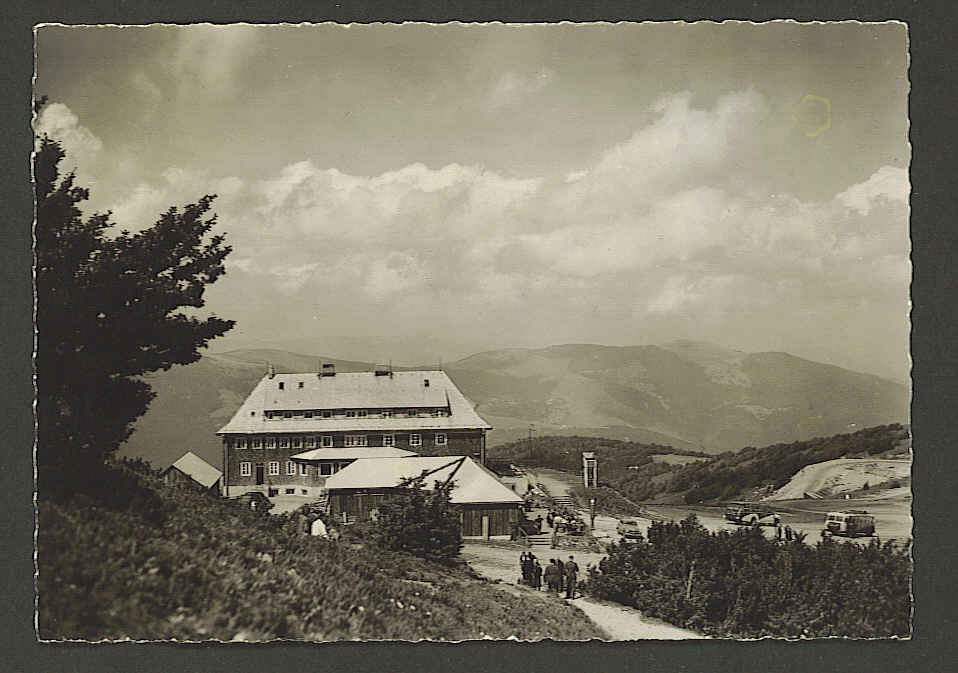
[519,552,580,599]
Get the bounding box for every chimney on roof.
[321,363,336,377]
[267,362,276,379]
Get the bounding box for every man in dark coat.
[565,555,580,599]
[555,557,565,591]
[532,559,543,590]
[544,559,559,593]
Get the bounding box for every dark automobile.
[616,518,643,539]
[230,491,273,512]
[724,502,780,526]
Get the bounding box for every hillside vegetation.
[36,463,601,641]
[587,516,911,638]
[491,424,910,505]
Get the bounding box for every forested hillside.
[491,425,910,505]
[490,435,709,477]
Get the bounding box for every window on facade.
[235,437,246,449]
[278,382,284,390]
[345,410,356,418]
[278,437,289,448]
[322,436,333,448]
[322,410,332,418]
[410,433,422,446]
[320,463,333,476]
[283,411,292,419]
[240,462,252,477]
[265,437,275,448]
[382,409,393,418]
[250,411,256,416]
[286,461,296,475]
[299,463,308,476]
[357,409,368,418]
[251,437,262,448]
[298,381,304,388]
[285,488,295,494]
[344,435,367,447]
[305,436,316,448]
[408,409,418,417]
[436,433,447,446]
[304,411,313,418]
[382,434,394,447]
[291,437,302,448]
[301,489,308,495]
[268,461,280,476]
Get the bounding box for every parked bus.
[822,510,876,538]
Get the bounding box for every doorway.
[255,464,264,485]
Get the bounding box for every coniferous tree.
[34,131,234,494]
[375,475,463,562]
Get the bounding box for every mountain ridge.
[121,341,908,470]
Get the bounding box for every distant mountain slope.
[120,341,909,469]
[448,340,908,452]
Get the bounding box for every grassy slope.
[37,469,602,641]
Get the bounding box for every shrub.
[374,474,463,563]
[584,514,911,638]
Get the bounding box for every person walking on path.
[565,555,580,599]
[532,559,543,590]
[556,557,565,592]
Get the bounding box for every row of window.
[260,408,449,420]
[231,433,446,449]
[238,460,350,477]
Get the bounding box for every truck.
[821,510,876,538]
[724,502,780,526]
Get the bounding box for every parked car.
[230,491,273,512]
[616,518,643,539]
[724,502,780,526]
[822,510,876,538]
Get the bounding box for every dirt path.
[462,543,703,640]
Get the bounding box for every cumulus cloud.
[837,166,910,215]
[35,103,103,164]
[97,89,908,361]
[106,165,245,232]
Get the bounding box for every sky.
[34,22,910,381]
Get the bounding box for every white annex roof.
[217,370,491,434]
[290,446,417,461]
[324,456,524,505]
[166,451,223,488]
